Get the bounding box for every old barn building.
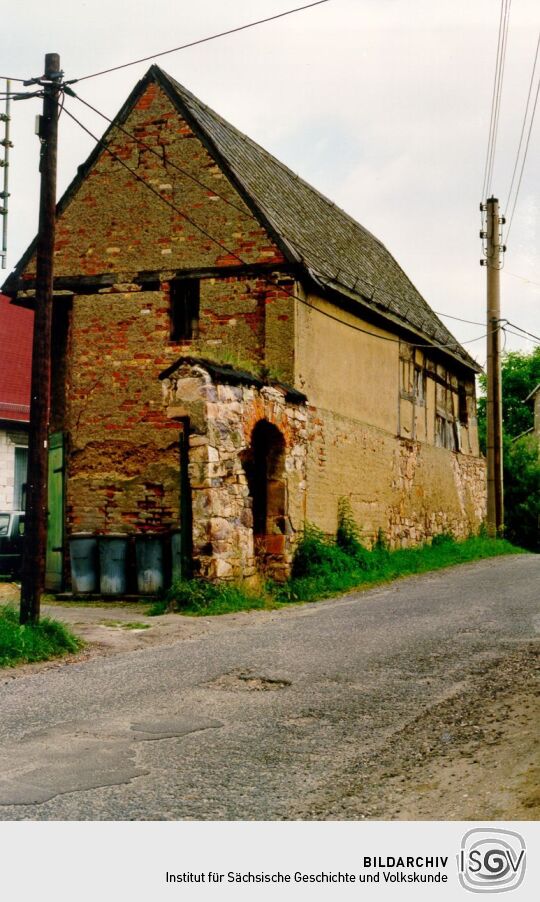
[3,66,486,586]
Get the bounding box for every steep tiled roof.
[0,294,32,422]
[157,68,480,372]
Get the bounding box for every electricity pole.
[20,54,62,624]
[483,195,504,536]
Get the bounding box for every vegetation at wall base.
[275,529,523,604]
[157,521,525,617]
[151,580,272,616]
[0,605,82,667]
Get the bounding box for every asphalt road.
[0,555,538,820]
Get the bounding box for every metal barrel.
[99,534,129,596]
[135,533,164,595]
[69,533,98,594]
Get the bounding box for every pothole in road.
[208,670,291,691]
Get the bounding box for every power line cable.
[504,30,540,212]
[502,326,539,343]
[489,0,512,198]
[501,320,540,342]
[434,311,485,326]
[0,90,42,100]
[482,0,509,201]
[487,0,512,199]
[505,73,540,243]
[503,270,540,288]
[62,101,491,355]
[70,1,332,84]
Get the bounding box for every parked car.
[0,511,25,577]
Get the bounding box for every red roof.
[0,294,33,423]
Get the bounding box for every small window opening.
[170,280,200,341]
[414,367,425,404]
[435,414,457,451]
[458,384,469,425]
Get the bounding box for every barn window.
[458,383,469,425]
[435,414,458,451]
[170,279,200,341]
[414,367,425,404]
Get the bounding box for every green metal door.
[45,432,64,591]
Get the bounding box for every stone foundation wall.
[306,406,486,546]
[162,361,307,581]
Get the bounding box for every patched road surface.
[0,555,538,820]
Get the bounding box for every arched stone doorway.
[244,419,288,570]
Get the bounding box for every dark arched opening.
[243,420,287,564]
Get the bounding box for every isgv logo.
[458,828,526,893]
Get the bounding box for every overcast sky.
[2,0,539,365]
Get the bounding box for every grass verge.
[148,580,271,617]
[151,525,526,617]
[0,605,82,667]
[276,531,524,604]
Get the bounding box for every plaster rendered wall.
[295,291,399,433]
[0,430,15,510]
[306,406,486,545]
[295,292,485,543]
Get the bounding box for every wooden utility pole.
[485,195,504,536]
[20,54,61,624]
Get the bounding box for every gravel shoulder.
[294,642,540,820]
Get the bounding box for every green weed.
[277,530,524,603]
[0,604,82,667]
[162,579,273,616]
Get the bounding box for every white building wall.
[0,428,28,510]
